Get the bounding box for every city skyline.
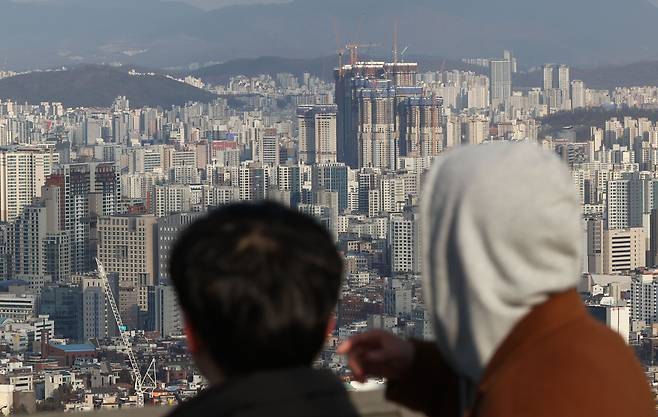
[0,0,656,409]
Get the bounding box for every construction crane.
[95,258,157,407]
[345,43,380,65]
[399,46,409,62]
[331,16,379,70]
[331,17,345,76]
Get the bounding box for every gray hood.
[421,142,582,384]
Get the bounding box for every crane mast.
[96,258,151,407]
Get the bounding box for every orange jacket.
[387,290,656,417]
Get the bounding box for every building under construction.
[335,59,448,169]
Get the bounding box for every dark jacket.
[168,367,359,417]
[387,290,656,417]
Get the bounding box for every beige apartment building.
[602,228,645,274]
[96,215,157,288]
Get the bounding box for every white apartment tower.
[606,178,644,230]
[389,211,421,275]
[543,65,554,91]
[490,60,512,107]
[631,273,658,323]
[0,149,59,222]
[558,65,571,105]
[571,80,585,109]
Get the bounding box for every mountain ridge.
[2,56,658,110]
[191,56,658,91]
[0,65,217,108]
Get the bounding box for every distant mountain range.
[193,56,658,91]
[2,57,658,109]
[0,65,216,108]
[2,0,658,70]
[190,55,485,84]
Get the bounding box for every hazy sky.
[9,0,292,10]
[180,0,290,9]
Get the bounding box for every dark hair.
[169,202,343,376]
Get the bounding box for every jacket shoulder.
[479,316,655,417]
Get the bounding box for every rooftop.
[50,343,96,353]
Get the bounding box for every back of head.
[169,202,343,377]
[422,142,581,383]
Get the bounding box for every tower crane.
[95,258,157,407]
[331,16,379,70]
[331,18,345,76]
[345,43,380,66]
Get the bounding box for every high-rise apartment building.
[238,163,268,201]
[355,79,398,169]
[46,163,121,274]
[97,215,157,288]
[490,60,512,107]
[129,148,164,174]
[389,211,421,275]
[274,165,302,207]
[464,117,489,146]
[156,212,204,285]
[312,163,349,212]
[631,273,658,323]
[0,223,11,280]
[558,65,571,100]
[334,61,418,169]
[298,105,337,164]
[151,184,194,217]
[650,208,658,267]
[97,215,156,331]
[587,216,604,273]
[153,285,183,338]
[0,148,59,222]
[12,204,48,282]
[379,174,408,214]
[398,96,444,157]
[606,179,644,229]
[39,284,83,342]
[11,179,69,289]
[602,228,645,274]
[503,50,518,73]
[81,277,116,341]
[255,128,280,166]
[543,65,554,91]
[571,80,586,109]
[357,168,379,215]
[444,116,462,148]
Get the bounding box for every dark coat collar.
[169,367,358,417]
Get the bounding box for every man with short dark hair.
[168,202,358,417]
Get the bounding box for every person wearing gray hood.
[338,143,655,417]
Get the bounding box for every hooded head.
[421,142,581,384]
